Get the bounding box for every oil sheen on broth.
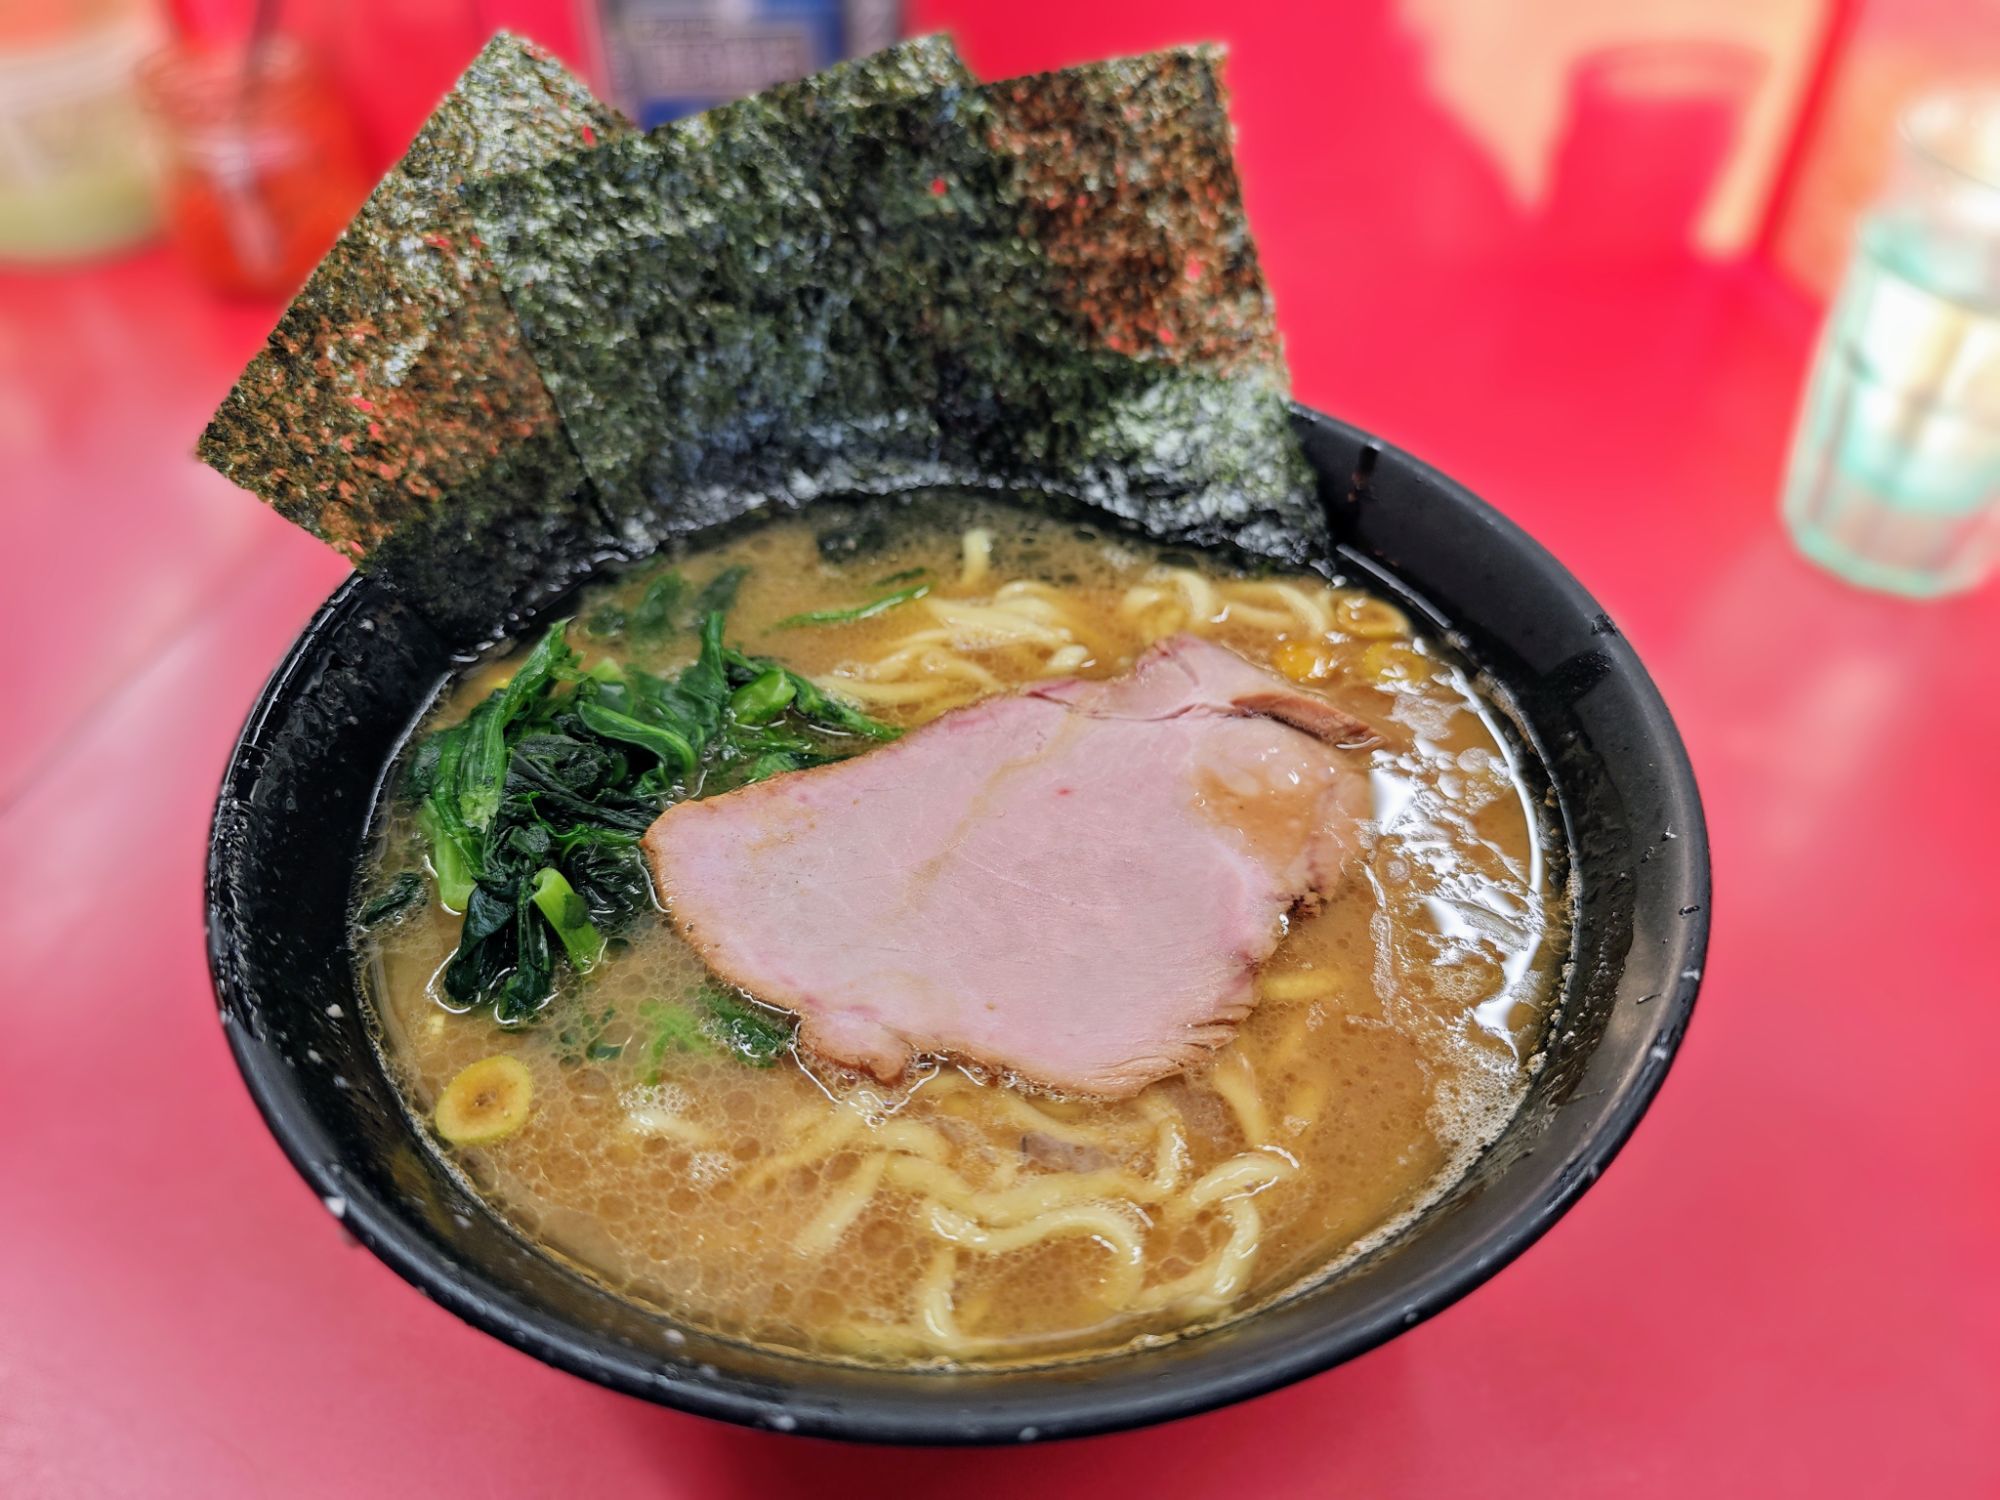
[365,497,1567,1366]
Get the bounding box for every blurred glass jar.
[0,0,164,264]
[1781,88,2000,598]
[135,35,368,299]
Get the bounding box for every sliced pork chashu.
[642,635,1374,1097]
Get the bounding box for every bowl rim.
[207,406,1708,1443]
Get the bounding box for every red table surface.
[4,6,1999,1496]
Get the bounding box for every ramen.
[361,494,1567,1366]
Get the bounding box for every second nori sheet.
[465,46,1324,569]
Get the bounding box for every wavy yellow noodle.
[1212,1050,1272,1147]
[796,1152,888,1255]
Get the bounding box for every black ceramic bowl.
[207,407,1707,1443]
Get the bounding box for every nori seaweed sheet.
[197,35,630,640]
[197,34,972,639]
[466,46,1323,568]
[980,50,1316,561]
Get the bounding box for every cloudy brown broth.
[363,496,1568,1366]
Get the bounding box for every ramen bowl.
[206,407,1707,1443]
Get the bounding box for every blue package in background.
[586,0,905,128]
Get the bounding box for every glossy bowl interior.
[206,407,1708,1443]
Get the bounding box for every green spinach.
[402,581,897,1034]
[639,982,797,1080]
[774,579,930,628]
[358,871,425,927]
